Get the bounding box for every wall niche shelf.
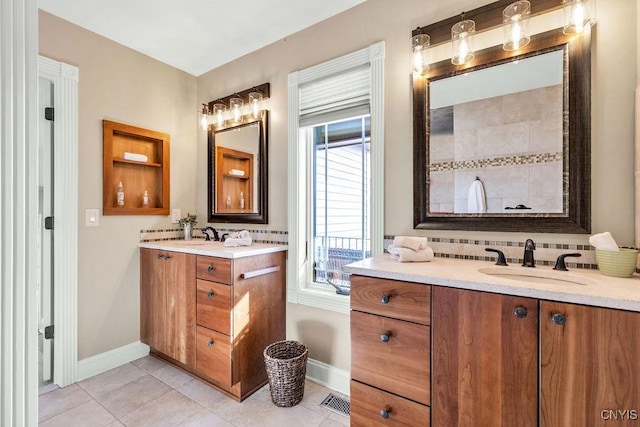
[103,120,170,215]
[215,146,253,214]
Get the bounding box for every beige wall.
[38,11,198,360]
[37,0,638,372]
[197,0,637,373]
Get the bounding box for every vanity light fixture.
[411,30,431,76]
[503,1,531,51]
[562,0,591,35]
[199,103,210,131]
[212,103,226,128]
[451,13,475,66]
[248,91,263,120]
[230,97,244,124]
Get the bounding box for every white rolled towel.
[223,230,252,247]
[589,232,619,251]
[387,244,434,262]
[393,236,429,251]
[123,152,149,163]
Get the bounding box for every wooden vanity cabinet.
[431,287,539,426]
[140,248,286,401]
[140,248,196,368]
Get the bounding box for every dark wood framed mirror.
[413,27,591,233]
[207,112,268,224]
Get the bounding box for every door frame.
[38,56,79,387]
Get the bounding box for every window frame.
[287,41,385,314]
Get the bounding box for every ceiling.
[38,0,368,76]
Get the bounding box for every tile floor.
[38,355,350,426]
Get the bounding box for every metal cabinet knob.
[381,295,390,304]
[207,290,215,299]
[551,313,567,325]
[380,407,391,419]
[380,333,390,343]
[157,254,163,259]
[207,339,214,347]
[207,265,214,272]
[514,306,528,318]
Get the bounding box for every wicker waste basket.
[263,340,308,407]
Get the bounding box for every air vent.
[320,393,350,416]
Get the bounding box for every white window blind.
[299,64,371,127]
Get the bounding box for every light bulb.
[502,1,530,52]
[572,3,585,32]
[248,92,263,119]
[213,103,226,128]
[563,0,590,35]
[511,20,522,50]
[411,33,430,76]
[230,97,243,124]
[199,104,209,131]
[451,19,475,66]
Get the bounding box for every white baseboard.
[77,341,150,382]
[305,358,350,396]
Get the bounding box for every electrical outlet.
[85,208,99,227]
[171,209,181,224]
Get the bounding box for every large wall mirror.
[413,28,591,233]
[208,112,268,224]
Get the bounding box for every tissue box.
[595,248,639,278]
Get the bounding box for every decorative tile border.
[430,152,563,172]
[140,227,288,245]
[384,235,598,270]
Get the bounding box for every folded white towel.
[387,244,434,262]
[228,169,245,176]
[123,152,149,163]
[224,230,252,247]
[467,178,487,213]
[589,232,619,251]
[393,236,429,251]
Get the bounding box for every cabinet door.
[541,301,640,427]
[140,248,167,352]
[163,251,196,367]
[432,287,538,427]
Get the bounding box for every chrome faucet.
[522,239,536,267]
[201,226,219,241]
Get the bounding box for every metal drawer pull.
[380,407,391,419]
[380,332,391,343]
[207,339,214,347]
[241,265,280,279]
[551,313,567,325]
[207,290,215,298]
[381,294,390,304]
[207,265,214,272]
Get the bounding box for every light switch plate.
[85,208,99,227]
[171,209,181,224]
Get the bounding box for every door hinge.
[44,216,54,230]
[44,325,54,339]
[44,107,54,121]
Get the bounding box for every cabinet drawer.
[351,311,430,405]
[196,256,232,284]
[196,325,231,387]
[351,276,431,325]
[196,279,231,334]
[351,380,430,427]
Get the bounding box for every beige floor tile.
[39,400,115,427]
[178,408,234,426]
[106,421,125,427]
[150,363,194,389]
[38,384,93,422]
[78,363,146,397]
[176,378,227,411]
[324,412,350,426]
[131,355,167,374]
[94,374,172,418]
[119,389,205,426]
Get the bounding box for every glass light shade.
[199,104,209,131]
[248,92,263,119]
[411,33,431,76]
[230,97,244,123]
[212,103,226,128]
[503,1,531,51]
[451,19,475,65]
[563,0,591,35]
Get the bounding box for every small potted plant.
[179,213,197,241]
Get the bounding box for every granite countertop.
[138,240,287,259]
[344,254,640,312]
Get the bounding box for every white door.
[38,76,54,385]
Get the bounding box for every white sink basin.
[177,240,223,247]
[478,266,591,286]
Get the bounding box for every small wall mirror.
[413,29,591,233]
[208,113,268,224]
